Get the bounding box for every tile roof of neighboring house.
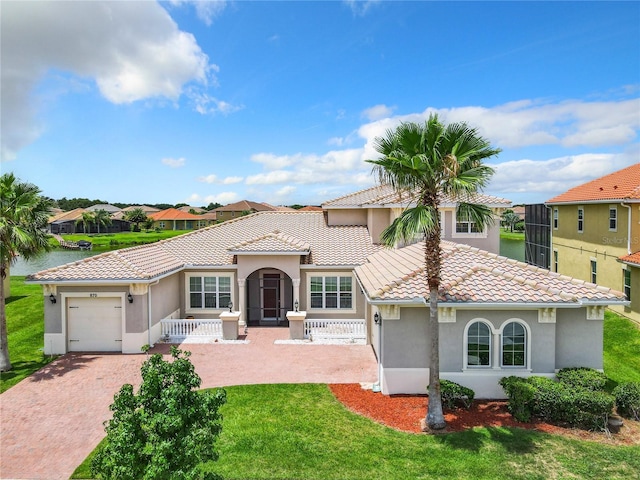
[86,204,121,213]
[198,212,218,220]
[29,212,382,282]
[546,163,640,204]
[177,206,207,213]
[48,208,86,223]
[121,205,160,213]
[299,206,323,211]
[149,208,202,221]
[323,184,511,208]
[619,251,640,267]
[356,241,626,305]
[215,200,277,212]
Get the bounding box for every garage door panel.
[68,297,122,352]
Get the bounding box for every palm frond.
[380,205,438,247]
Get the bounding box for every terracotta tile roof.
[356,241,626,305]
[228,232,311,254]
[323,184,511,208]
[546,163,640,204]
[215,200,276,212]
[29,212,382,282]
[149,208,202,221]
[619,251,640,266]
[299,206,323,211]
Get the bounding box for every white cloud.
[168,0,227,25]
[198,174,218,183]
[198,174,244,184]
[1,1,216,161]
[222,176,244,185]
[206,192,240,204]
[190,91,244,115]
[362,104,396,121]
[344,0,380,16]
[162,157,186,168]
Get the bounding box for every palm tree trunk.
[0,266,12,372]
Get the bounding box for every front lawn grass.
[72,383,640,480]
[0,276,55,393]
[499,229,525,241]
[603,310,640,389]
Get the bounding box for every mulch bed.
[329,384,640,446]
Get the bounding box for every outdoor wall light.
[228,301,233,312]
[294,300,299,312]
[374,312,381,325]
[127,293,133,304]
[49,294,57,304]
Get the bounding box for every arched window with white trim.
[502,321,526,367]
[466,320,492,367]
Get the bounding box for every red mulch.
[329,384,640,445]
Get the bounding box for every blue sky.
[1,1,639,207]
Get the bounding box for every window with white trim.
[624,269,631,301]
[609,206,618,231]
[577,207,584,233]
[502,322,526,367]
[310,275,353,309]
[590,260,597,284]
[553,250,559,273]
[553,208,558,229]
[455,209,482,233]
[159,221,165,229]
[467,321,491,367]
[188,275,231,309]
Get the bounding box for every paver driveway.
[0,327,377,480]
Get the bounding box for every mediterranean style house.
[28,184,627,397]
[546,163,640,323]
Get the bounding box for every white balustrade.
[303,319,366,341]
[161,318,223,341]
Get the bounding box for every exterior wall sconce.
[127,293,133,304]
[374,312,381,324]
[228,301,233,312]
[49,294,57,304]
[294,300,299,312]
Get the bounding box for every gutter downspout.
[372,308,383,393]
[621,202,632,255]
[147,279,160,347]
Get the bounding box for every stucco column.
[219,311,240,340]
[287,310,307,340]
[292,278,301,309]
[492,332,501,369]
[237,278,246,326]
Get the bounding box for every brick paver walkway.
[0,327,377,480]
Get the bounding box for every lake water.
[500,237,525,262]
[10,250,101,276]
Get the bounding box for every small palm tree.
[0,173,52,371]
[367,115,500,429]
[93,209,112,234]
[75,211,94,234]
[124,208,148,232]
[501,209,521,233]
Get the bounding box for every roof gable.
[546,163,640,204]
[228,231,311,254]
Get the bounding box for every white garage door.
[67,297,122,352]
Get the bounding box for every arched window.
[502,322,526,367]
[467,321,491,367]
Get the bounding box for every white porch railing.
[304,319,366,341]
[161,318,223,342]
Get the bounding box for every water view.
[10,250,100,276]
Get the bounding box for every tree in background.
[0,173,52,371]
[206,202,222,211]
[125,208,149,232]
[91,347,226,479]
[501,209,521,233]
[75,211,95,234]
[367,115,499,430]
[92,209,112,234]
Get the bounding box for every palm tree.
[124,208,148,232]
[501,209,521,233]
[92,209,112,234]
[0,173,53,371]
[75,211,94,234]
[367,115,499,429]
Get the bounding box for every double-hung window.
[465,320,529,369]
[188,275,231,309]
[624,269,631,301]
[609,207,618,231]
[577,207,584,233]
[455,210,482,234]
[590,260,597,284]
[502,322,526,367]
[553,208,558,229]
[310,275,353,309]
[467,321,491,367]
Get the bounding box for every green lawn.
[73,383,639,480]
[55,230,193,251]
[604,310,640,389]
[499,229,525,241]
[0,276,55,393]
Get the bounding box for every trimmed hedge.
[556,367,608,391]
[499,374,614,431]
[613,382,640,420]
[440,380,475,410]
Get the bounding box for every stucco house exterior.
[546,163,640,323]
[148,208,207,230]
[28,184,627,398]
[213,200,278,222]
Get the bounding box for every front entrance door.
[262,273,281,323]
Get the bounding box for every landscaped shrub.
[556,367,608,391]
[499,376,536,422]
[439,380,475,410]
[613,382,640,420]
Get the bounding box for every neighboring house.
[121,205,161,214]
[198,211,218,226]
[148,208,204,230]
[546,163,640,323]
[214,200,277,222]
[28,184,627,398]
[299,206,323,212]
[86,204,122,213]
[48,208,129,234]
[177,206,207,214]
[512,206,525,221]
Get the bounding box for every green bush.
[556,367,608,391]
[499,376,535,422]
[439,380,475,410]
[109,239,120,246]
[613,382,640,420]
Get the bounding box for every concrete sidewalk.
[0,327,377,480]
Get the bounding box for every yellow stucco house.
[546,163,640,322]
